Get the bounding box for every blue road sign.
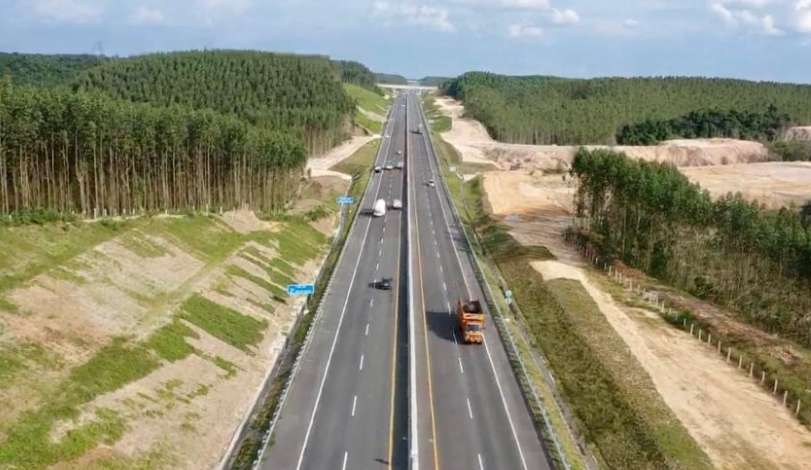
[287,283,315,296]
[337,196,355,205]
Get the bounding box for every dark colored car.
[375,278,393,290]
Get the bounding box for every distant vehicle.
[373,198,386,217]
[391,199,402,209]
[385,165,394,171]
[375,278,393,290]
[412,128,422,134]
[456,299,485,344]
[396,162,404,170]
[374,166,382,173]
[426,179,435,187]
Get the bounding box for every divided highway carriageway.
[258,91,553,470]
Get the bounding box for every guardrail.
[414,99,572,470]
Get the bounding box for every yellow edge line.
[388,212,402,468]
[414,166,441,470]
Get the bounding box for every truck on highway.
[456,299,485,344]
[373,198,386,217]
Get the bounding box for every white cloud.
[449,0,549,11]
[551,8,579,25]
[130,6,165,25]
[507,23,543,37]
[198,0,252,24]
[710,1,784,35]
[373,2,455,32]
[30,0,104,24]
[797,0,811,32]
[624,18,639,28]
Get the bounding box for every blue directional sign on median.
[336,196,355,205]
[287,283,315,296]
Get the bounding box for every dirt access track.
[433,95,811,468]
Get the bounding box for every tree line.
[616,106,791,145]
[0,81,306,217]
[0,52,105,87]
[571,149,811,346]
[443,72,811,145]
[72,50,355,155]
[333,60,380,92]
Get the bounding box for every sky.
[2,0,811,82]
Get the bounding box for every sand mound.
[682,162,811,209]
[435,97,771,171]
[785,127,811,141]
[307,135,377,181]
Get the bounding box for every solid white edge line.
[417,97,530,470]
[292,97,396,470]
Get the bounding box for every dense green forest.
[0,81,305,217]
[375,73,408,85]
[443,72,811,144]
[72,50,354,155]
[616,107,791,144]
[0,52,105,87]
[571,149,811,346]
[333,60,380,91]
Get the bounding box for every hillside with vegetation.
[333,60,379,91]
[0,52,105,87]
[72,50,354,155]
[375,72,408,85]
[442,72,811,144]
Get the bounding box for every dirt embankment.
[436,97,771,171]
[0,211,329,468]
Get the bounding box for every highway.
[406,91,552,470]
[258,91,552,470]
[260,94,409,470]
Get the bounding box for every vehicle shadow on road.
[425,309,457,343]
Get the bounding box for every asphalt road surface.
[406,91,552,470]
[260,94,409,470]
[258,91,552,470]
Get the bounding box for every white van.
[373,199,387,217]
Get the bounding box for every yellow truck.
[456,299,485,344]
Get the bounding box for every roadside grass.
[145,215,244,263]
[343,83,389,115]
[118,232,168,258]
[145,320,199,362]
[180,294,267,353]
[355,112,383,135]
[331,138,380,178]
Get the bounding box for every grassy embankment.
[0,214,327,469]
[344,83,389,134]
[423,95,713,470]
[230,139,380,468]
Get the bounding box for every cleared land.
[435,96,811,469]
[682,162,811,209]
[436,97,771,171]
